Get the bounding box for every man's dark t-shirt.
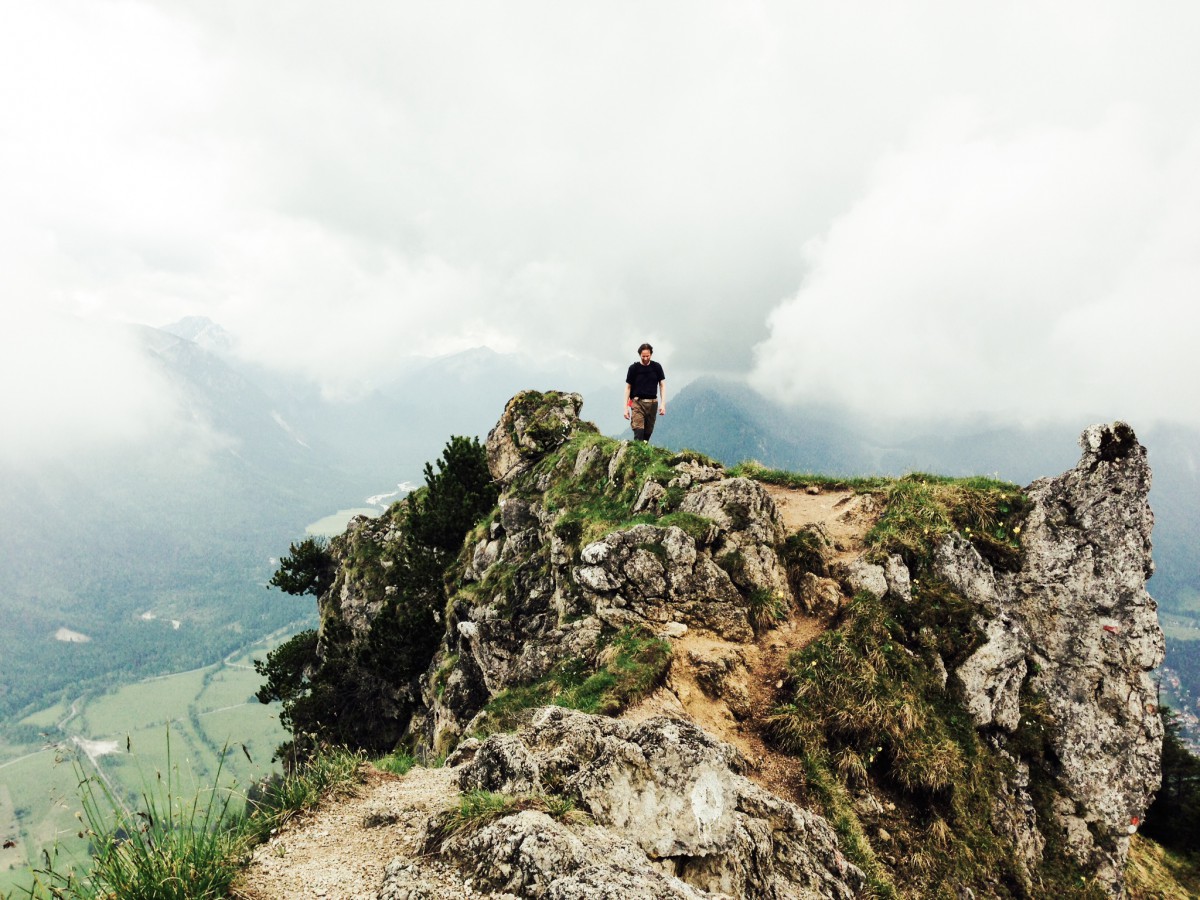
[626,360,665,399]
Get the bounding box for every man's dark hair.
[637,342,653,353]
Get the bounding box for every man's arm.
[659,380,666,415]
[624,381,632,419]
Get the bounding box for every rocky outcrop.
[435,707,864,899]
[486,390,588,485]
[408,392,793,755]
[575,523,755,641]
[936,422,1163,894]
[319,505,407,648]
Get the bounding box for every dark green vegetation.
[1143,706,1200,854]
[0,567,312,724]
[255,436,499,756]
[269,537,337,598]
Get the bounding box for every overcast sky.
[3,1,1200,460]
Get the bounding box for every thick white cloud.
[2,0,1200,445]
[750,106,1200,425]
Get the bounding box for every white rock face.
[934,422,1164,895]
[574,524,753,641]
[1011,423,1163,892]
[841,558,888,600]
[446,707,865,899]
[954,615,1027,731]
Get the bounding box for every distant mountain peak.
[160,316,237,357]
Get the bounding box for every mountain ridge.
[246,390,1172,898]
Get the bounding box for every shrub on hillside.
[269,537,336,598]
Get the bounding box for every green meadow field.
[0,628,300,896]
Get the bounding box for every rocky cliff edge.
[305,391,1164,899]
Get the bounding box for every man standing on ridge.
[624,342,666,442]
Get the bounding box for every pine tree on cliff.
[256,436,497,754]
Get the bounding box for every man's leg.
[630,401,646,441]
[640,400,658,442]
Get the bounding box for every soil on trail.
[235,484,877,900]
[763,484,879,565]
[234,766,466,900]
[630,484,879,805]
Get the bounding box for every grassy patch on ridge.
[471,627,671,737]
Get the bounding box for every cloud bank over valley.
[3,1,1200,461]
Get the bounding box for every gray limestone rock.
[840,558,888,600]
[446,708,864,899]
[1006,422,1163,892]
[933,532,1002,613]
[937,421,1163,895]
[456,732,542,794]
[990,752,1044,895]
[575,525,754,641]
[954,616,1027,731]
[797,572,844,618]
[633,479,668,513]
[486,390,585,486]
[679,478,784,548]
[445,811,718,900]
[671,459,725,486]
[678,478,791,601]
[882,554,912,603]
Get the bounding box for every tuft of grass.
[373,751,418,777]
[646,511,714,544]
[23,731,249,900]
[792,750,897,899]
[864,473,1029,571]
[433,653,460,699]
[764,592,1029,893]
[1124,835,1200,899]
[16,735,364,900]
[424,790,587,852]
[780,527,831,580]
[747,588,789,632]
[238,743,363,844]
[892,576,984,670]
[730,461,891,492]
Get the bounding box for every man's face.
[640,349,652,365]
